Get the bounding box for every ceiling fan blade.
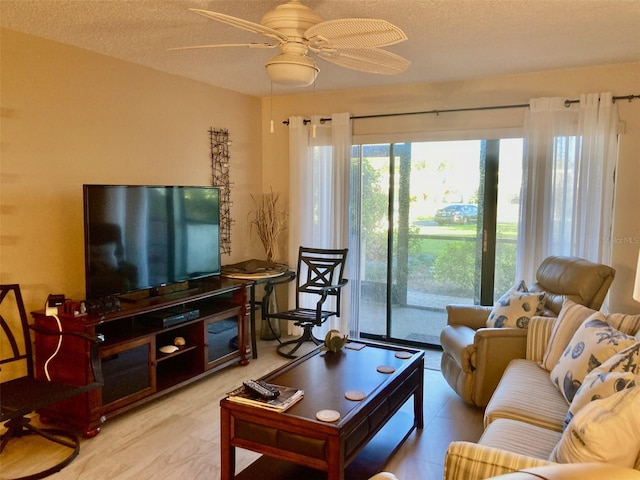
[316,48,410,75]
[189,8,288,44]
[169,43,277,51]
[305,18,407,49]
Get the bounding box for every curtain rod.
[282,94,640,125]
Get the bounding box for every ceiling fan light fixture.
[265,52,319,87]
[182,2,411,89]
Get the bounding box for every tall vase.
[260,291,281,340]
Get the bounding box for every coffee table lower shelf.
[235,406,416,480]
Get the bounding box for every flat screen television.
[83,185,221,300]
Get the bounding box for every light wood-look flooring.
[1,340,484,480]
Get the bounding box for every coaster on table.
[316,409,340,422]
[395,351,412,359]
[345,390,366,401]
[345,342,366,351]
[377,365,395,374]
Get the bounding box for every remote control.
[243,380,280,400]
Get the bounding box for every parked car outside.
[434,204,478,224]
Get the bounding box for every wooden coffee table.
[220,342,424,480]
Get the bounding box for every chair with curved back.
[0,284,103,480]
[262,247,349,358]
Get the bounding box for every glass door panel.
[389,141,483,345]
[355,138,523,347]
[493,139,524,301]
[357,144,391,337]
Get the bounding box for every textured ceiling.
[1,0,639,98]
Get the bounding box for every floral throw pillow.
[549,312,637,403]
[564,342,640,428]
[486,281,546,329]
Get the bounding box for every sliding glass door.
[351,138,523,347]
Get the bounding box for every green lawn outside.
[407,222,517,257]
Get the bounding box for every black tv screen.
[83,185,221,299]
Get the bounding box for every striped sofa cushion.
[607,312,640,337]
[480,418,562,459]
[526,316,556,363]
[484,359,567,432]
[444,441,554,480]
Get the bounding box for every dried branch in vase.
[249,188,287,263]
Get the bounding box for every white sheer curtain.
[517,93,619,291]
[288,113,352,336]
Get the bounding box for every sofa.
[443,300,640,480]
[440,256,615,407]
[486,463,640,479]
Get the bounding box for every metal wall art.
[209,127,232,255]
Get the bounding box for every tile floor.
[382,359,486,479]
[1,343,485,480]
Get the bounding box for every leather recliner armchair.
[440,256,616,407]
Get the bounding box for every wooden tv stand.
[31,276,250,437]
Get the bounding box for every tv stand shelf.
[31,276,251,438]
[156,345,197,363]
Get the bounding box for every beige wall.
[2,27,638,316]
[1,28,265,314]
[262,62,640,314]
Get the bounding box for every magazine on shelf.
[226,382,304,413]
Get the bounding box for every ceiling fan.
[174,0,411,87]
